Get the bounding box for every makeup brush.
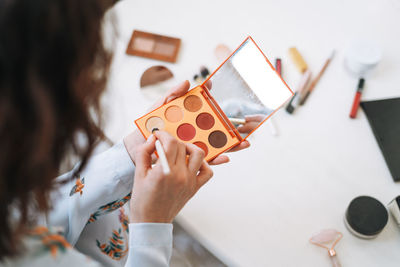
[300,50,335,105]
[286,70,312,114]
[152,128,171,175]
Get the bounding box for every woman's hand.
[124,80,250,166]
[130,131,213,223]
[237,114,266,134]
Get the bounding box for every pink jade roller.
[310,229,343,267]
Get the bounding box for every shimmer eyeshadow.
[146,116,164,132]
[154,42,177,57]
[208,130,227,148]
[165,105,183,123]
[196,112,215,130]
[193,141,208,156]
[177,123,196,141]
[184,95,202,112]
[133,37,155,53]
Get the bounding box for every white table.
[104,0,400,266]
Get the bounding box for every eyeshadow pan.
[193,141,208,156]
[133,37,155,53]
[165,105,183,123]
[177,123,196,141]
[184,95,203,112]
[154,42,176,56]
[146,116,164,133]
[196,113,215,130]
[208,130,227,148]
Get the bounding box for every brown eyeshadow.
[196,113,215,130]
[184,95,202,112]
[208,130,227,148]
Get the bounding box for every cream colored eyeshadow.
[133,37,155,53]
[145,116,164,132]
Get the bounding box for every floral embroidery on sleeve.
[69,176,85,196]
[96,208,130,260]
[87,192,131,225]
[96,228,128,260]
[28,226,71,258]
[119,207,129,233]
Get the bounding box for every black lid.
[346,196,388,236]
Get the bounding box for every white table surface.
[104,0,400,266]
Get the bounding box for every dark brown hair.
[0,0,114,259]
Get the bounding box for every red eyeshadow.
[193,141,208,156]
[177,123,196,141]
[196,113,215,130]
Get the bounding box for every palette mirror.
[205,37,292,138]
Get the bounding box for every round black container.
[345,196,388,239]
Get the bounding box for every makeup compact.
[126,30,181,63]
[344,196,388,239]
[135,37,293,162]
[140,66,173,88]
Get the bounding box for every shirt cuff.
[129,223,173,246]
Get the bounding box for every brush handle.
[330,255,342,267]
[155,140,170,175]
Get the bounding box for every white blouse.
[0,142,173,267]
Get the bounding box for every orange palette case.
[135,36,293,162]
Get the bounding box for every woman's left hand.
[124,80,250,166]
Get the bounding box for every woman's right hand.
[130,130,213,223]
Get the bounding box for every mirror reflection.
[208,38,292,137]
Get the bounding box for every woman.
[0,0,249,266]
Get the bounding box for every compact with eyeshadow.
[135,36,293,162]
[126,30,181,63]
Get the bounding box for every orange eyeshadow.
[193,141,208,156]
[165,105,183,122]
[135,86,240,162]
[135,36,294,163]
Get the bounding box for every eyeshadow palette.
[126,30,181,63]
[135,86,240,161]
[135,36,293,162]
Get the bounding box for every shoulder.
[0,226,101,267]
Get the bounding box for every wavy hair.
[0,0,114,259]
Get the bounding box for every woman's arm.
[47,141,135,245]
